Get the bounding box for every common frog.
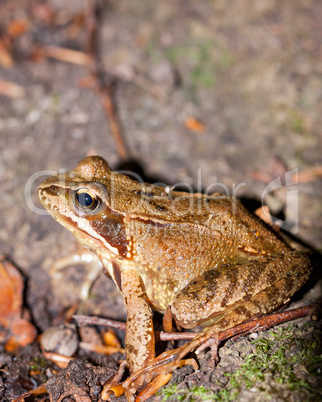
[38,156,311,399]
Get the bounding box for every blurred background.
[1,0,322,316]
[0,0,321,398]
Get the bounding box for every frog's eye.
[75,189,100,212]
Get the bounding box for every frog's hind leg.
[122,252,310,398]
[172,253,311,359]
[171,250,310,330]
[172,264,311,366]
[123,252,311,392]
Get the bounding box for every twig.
[85,0,128,161]
[294,166,322,183]
[93,83,128,161]
[73,314,126,330]
[218,303,318,342]
[0,79,25,98]
[35,45,90,65]
[73,303,320,344]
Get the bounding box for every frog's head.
[38,156,128,258]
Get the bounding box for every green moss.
[165,41,232,92]
[51,92,60,107]
[144,28,233,101]
[159,384,217,401]
[159,324,321,401]
[29,355,52,383]
[288,109,306,135]
[218,325,321,397]
[30,355,50,370]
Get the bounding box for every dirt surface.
[0,0,322,401]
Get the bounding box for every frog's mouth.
[58,213,107,250]
[65,214,124,260]
[38,184,122,258]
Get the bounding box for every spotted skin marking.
[220,269,239,308]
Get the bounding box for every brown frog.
[38,156,311,399]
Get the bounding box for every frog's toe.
[102,383,125,401]
[122,348,180,392]
[101,361,127,400]
[195,333,220,365]
[121,347,199,400]
[135,374,173,402]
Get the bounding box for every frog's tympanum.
[38,156,311,399]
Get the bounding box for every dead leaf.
[0,256,37,349]
[135,374,172,402]
[7,18,30,38]
[251,160,322,185]
[6,319,38,350]
[36,45,90,65]
[0,79,25,98]
[250,157,288,184]
[296,165,322,183]
[0,257,24,325]
[184,117,206,133]
[66,13,86,38]
[79,341,124,355]
[12,384,48,402]
[77,74,96,88]
[0,38,13,68]
[41,350,72,368]
[102,328,121,348]
[30,3,55,25]
[254,206,280,232]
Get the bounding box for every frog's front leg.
[121,267,155,373]
[102,266,156,400]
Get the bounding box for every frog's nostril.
[42,184,60,196]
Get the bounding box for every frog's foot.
[195,335,220,366]
[123,351,198,402]
[102,350,180,401]
[102,348,199,401]
[119,334,206,401]
[101,361,127,400]
[134,373,173,402]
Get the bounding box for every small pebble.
[40,324,79,356]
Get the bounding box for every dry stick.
[295,165,322,183]
[0,79,25,98]
[94,83,128,161]
[22,305,315,402]
[35,45,90,65]
[196,303,319,354]
[85,0,128,161]
[73,303,320,344]
[73,314,126,330]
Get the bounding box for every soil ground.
[0,1,321,401]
